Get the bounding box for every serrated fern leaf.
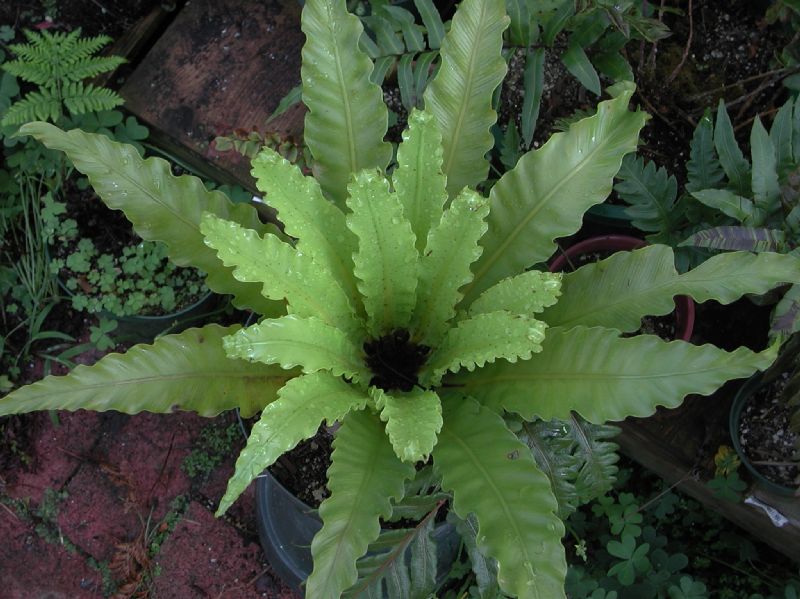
[566,415,620,504]
[308,410,415,599]
[344,518,439,599]
[422,311,546,385]
[519,420,580,518]
[714,100,751,196]
[423,0,508,195]
[0,325,293,419]
[615,154,680,240]
[346,170,418,336]
[373,387,442,462]
[686,110,724,193]
[435,397,567,598]
[63,55,125,82]
[1,90,60,125]
[250,147,360,308]
[412,188,488,346]
[217,372,367,515]
[469,271,562,318]
[455,326,777,423]
[392,109,448,254]
[62,82,124,116]
[681,225,786,252]
[223,316,369,382]
[449,513,501,597]
[301,0,392,206]
[200,213,360,336]
[20,123,278,313]
[463,83,647,304]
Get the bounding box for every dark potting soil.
[738,373,800,490]
[0,0,162,41]
[269,426,334,508]
[691,297,771,351]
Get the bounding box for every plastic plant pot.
[548,235,695,341]
[729,372,798,497]
[255,471,461,594]
[107,290,218,342]
[56,275,218,343]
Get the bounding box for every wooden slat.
[120,0,306,191]
[618,391,800,562]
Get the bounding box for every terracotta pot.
[548,235,695,341]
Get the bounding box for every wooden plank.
[120,0,306,191]
[617,391,800,562]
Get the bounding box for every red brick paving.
[0,409,299,598]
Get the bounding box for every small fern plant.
[1,28,125,127]
[2,1,800,597]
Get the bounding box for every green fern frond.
[65,55,126,82]
[1,89,60,125]
[62,82,124,117]
[2,28,122,125]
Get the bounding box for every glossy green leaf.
[682,226,786,252]
[423,0,509,195]
[543,246,800,332]
[750,115,780,214]
[468,271,562,317]
[373,387,443,462]
[0,325,293,418]
[455,326,777,422]
[200,214,360,337]
[223,316,369,382]
[392,109,448,254]
[770,97,794,177]
[301,0,392,206]
[217,372,367,515]
[714,100,751,196]
[562,40,600,95]
[521,48,545,149]
[686,110,724,193]
[18,122,279,314]
[423,311,546,385]
[690,189,758,224]
[434,396,567,598]
[412,189,488,346]
[505,0,531,46]
[771,282,800,337]
[347,170,419,336]
[250,147,360,307]
[464,83,647,303]
[308,409,415,599]
[413,0,444,49]
[615,154,680,237]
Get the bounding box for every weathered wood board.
[120,0,306,189]
[618,390,800,562]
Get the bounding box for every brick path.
[0,409,299,599]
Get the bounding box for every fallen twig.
[665,0,692,85]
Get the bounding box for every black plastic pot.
[56,275,218,343]
[730,372,798,497]
[548,235,695,341]
[255,471,461,594]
